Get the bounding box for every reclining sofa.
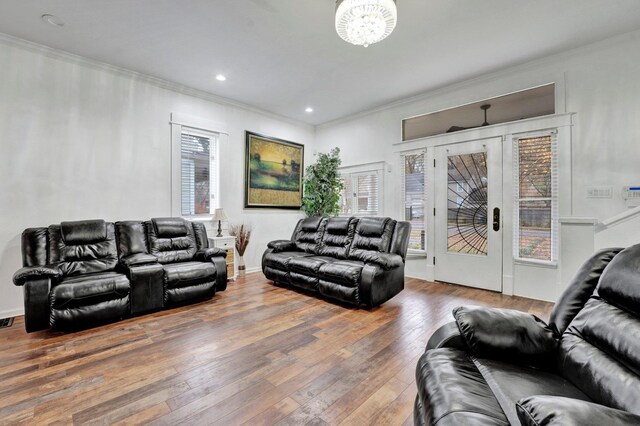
[262,216,410,307]
[13,217,227,332]
[414,244,640,425]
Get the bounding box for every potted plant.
[301,147,343,217]
[229,223,252,276]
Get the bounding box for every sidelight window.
[400,152,426,252]
[513,133,558,262]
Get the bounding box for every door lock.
[493,207,500,231]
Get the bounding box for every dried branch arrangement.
[229,223,252,256]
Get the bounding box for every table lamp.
[212,208,227,237]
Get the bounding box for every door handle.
[493,207,500,231]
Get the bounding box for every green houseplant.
[301,147,343,217]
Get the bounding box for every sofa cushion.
[348,217,396,262]
[318,260,364,287]
[263,251,313,270]
[115,221,149,258]
[516,396,640,426]
[318,280,358,304]
[549,247,622,335]
[597,243,640,317]
[146,219,197,264]
[289,256,336,276]
[559,297,640,414]
[293,217,326,254]
[21,227,48,267]
[290,272,319,292]
[472,357,591,425]
[49,222,118,276]
[317,217,357,259]
[60,220,107,244]
[53,271,130,309]
[416,348,509,426]
[152,217,189,238]
[162,261,216,289]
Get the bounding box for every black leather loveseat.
[414,244,640,425]
[262,216,410,307]
[13,217,227,332]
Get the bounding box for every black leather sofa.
[262,216,410,307]
[414,245,640,425]
[13,217,227,332]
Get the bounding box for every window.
[513,133,558,262]
[339,166,383,216]
[180,130,219,216]
[401,152,426,251]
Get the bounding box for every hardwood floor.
[0,273,553,425]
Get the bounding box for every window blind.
[400,152,426,251]
[339,168,381,216]
[513,133,558,262]
[181,131,218,216]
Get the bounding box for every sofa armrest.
[267,240,297,252]
[363,252,404,270]
[194,247,227,261]
[211,256,228,291]
[23,277,51,332]
[120,253,158,267]
[13,265,61,286]
[517,396,640,426]
[453,306,558,367]
[426,321,467,351]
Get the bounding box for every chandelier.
[335,0,398,48]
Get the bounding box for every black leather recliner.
[13,217,227,332]
[262,216,410,307]
[414,245,640,425]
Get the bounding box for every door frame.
[394,113,574,296]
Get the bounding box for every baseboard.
[244,266,262,274]
[0,308,24,319]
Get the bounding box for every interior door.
[434,137,503,291]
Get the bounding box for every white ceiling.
[1,1,640,125]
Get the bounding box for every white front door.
[434,137,503,291]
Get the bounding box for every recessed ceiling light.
[305,107,313,113]
[42,14,65,27]
[215,74,226,82]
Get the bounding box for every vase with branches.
[229,223,252,276]
[301,147,343,217]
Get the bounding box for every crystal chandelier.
[335,0,398,48]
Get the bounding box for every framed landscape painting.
[244,131,304,209]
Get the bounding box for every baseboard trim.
[0,308,24,319]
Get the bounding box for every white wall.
[316,30,640,301]
[0,37,315,317]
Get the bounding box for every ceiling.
[1,1,640,125]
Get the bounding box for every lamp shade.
[212,208,227,221]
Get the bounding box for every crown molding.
[0,32,314,131]
[317,28,640,128]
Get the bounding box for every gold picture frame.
[244,131,304,209]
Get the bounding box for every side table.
[209,236,237,281]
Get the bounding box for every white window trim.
[512,130,558,264]
[399,149,427,255]
[338,161,385,217]
[170,113,227,220]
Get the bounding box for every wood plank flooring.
[0,273,553,425]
